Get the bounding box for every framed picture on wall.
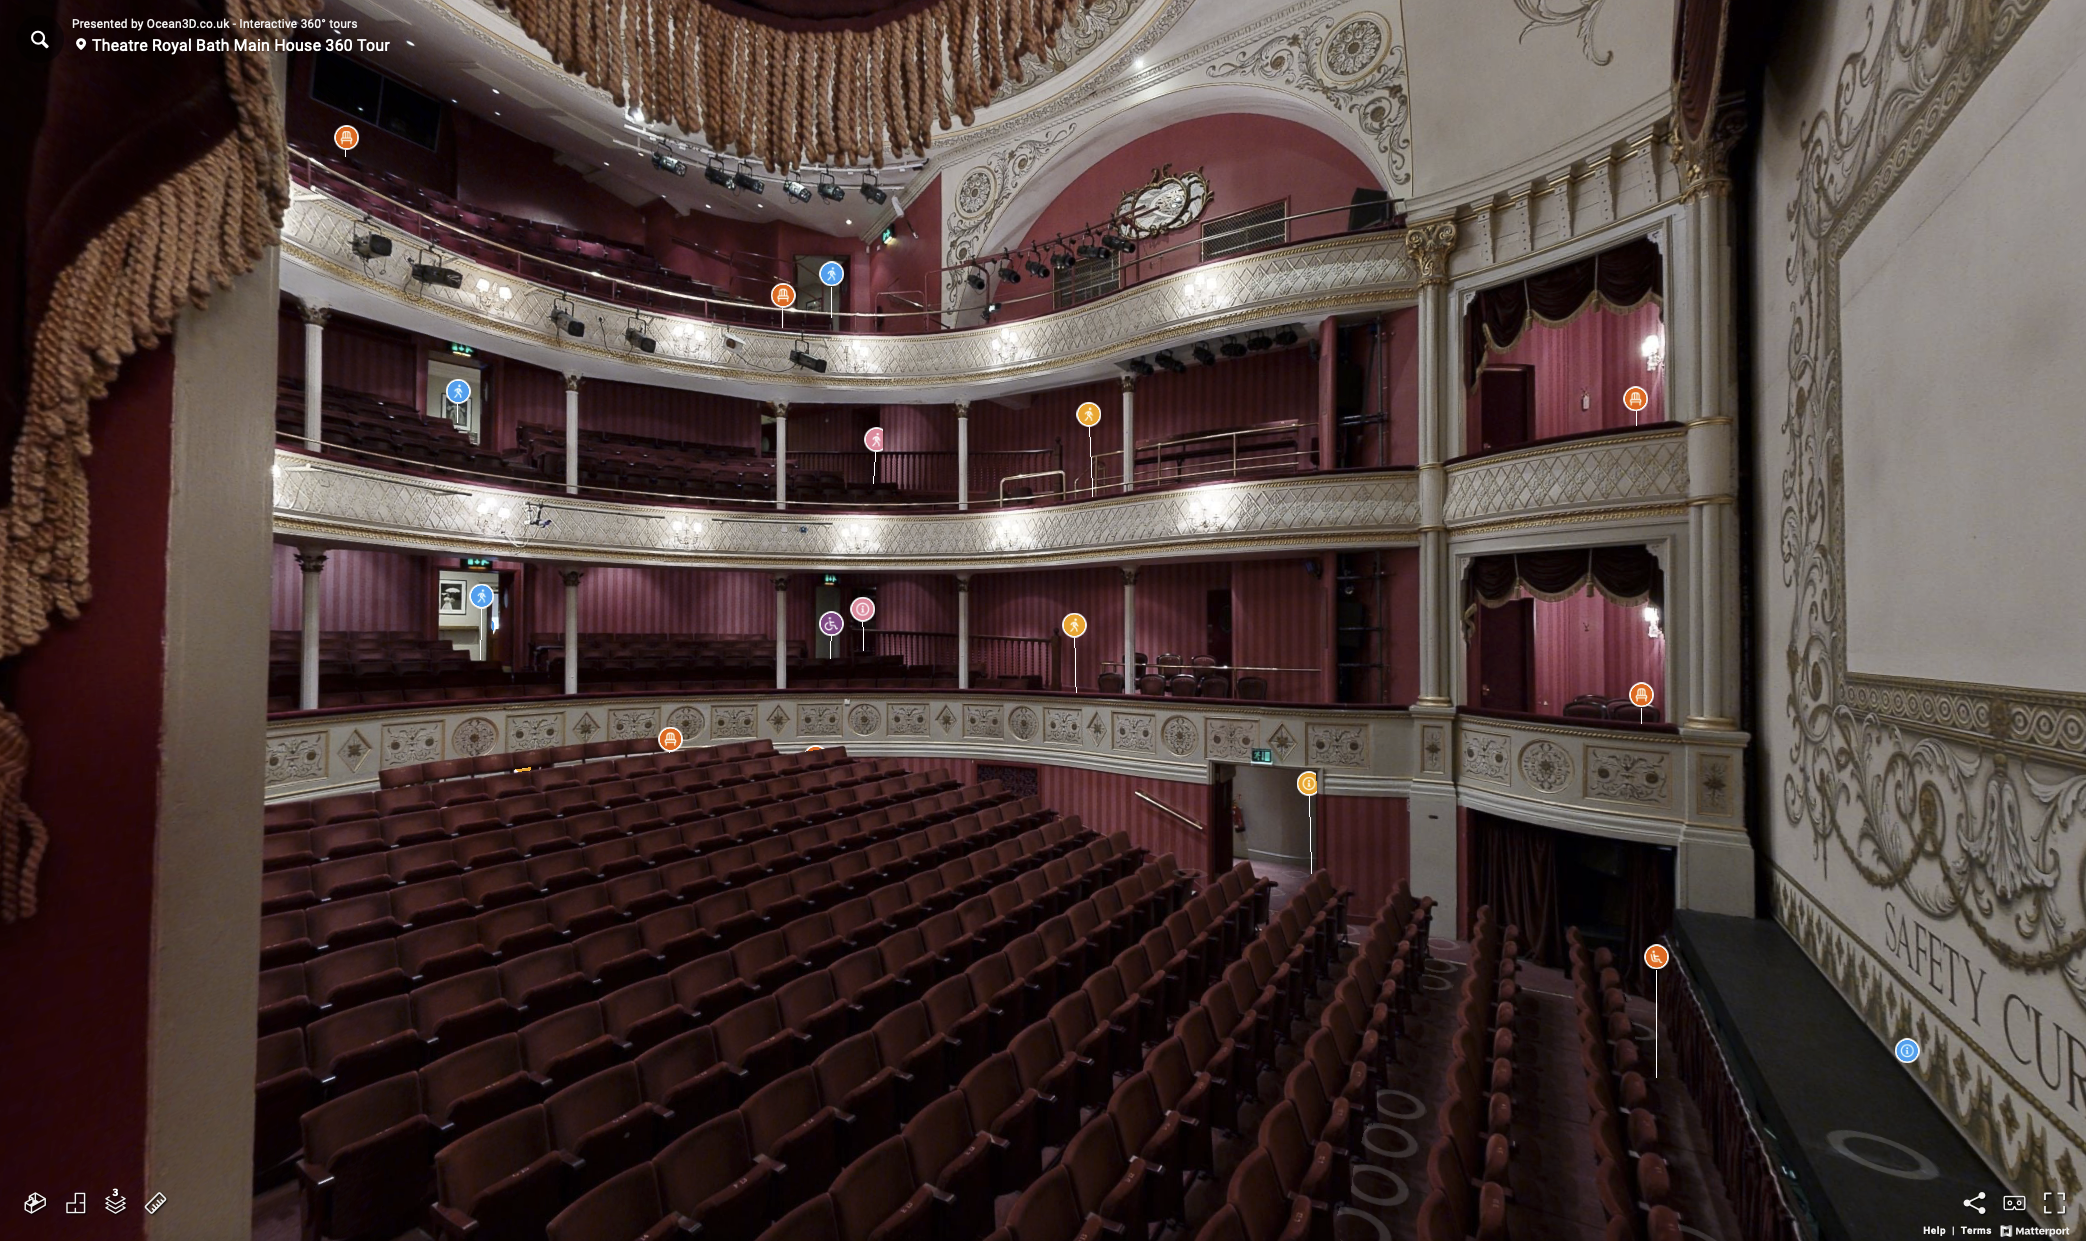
[438,578,468,617]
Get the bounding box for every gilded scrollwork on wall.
[1774,0,2076,1203]
[1206,10,1411,183]
[1511,0,1613,66]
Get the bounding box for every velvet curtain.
[1465,545,1662,625]
[1464,238,1664,389]
[1469,812,1563,967]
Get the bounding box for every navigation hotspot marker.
[1075,402,1102,428]
[467,583,495,610]
[446,378,473,406]
[771,283,797,310]
[1296,771,1320,797]
[818,260,846,288]
[850,597,877,623]
[1061,613,1087,690]
[1623,386,1650,413]
[658,727,684,752]
[334,125,360,152]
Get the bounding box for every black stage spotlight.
[1025,258,1051,280]
[860,177,889,205]
[1219,338,1247,358]
[996,264,1021,284]
[984,301,1001,320]
[1193,343,1216,366]
[1076,243,1104,262]
[1050,251,1074,273]
[734,166,766,194]
[625,323,657,353]
[783,179,812,203]
[1102,233,1135,253]
[1128,359,1155,377]
[411,261,463,288]
[352,230,392,259]
[1246,332,1273,351]
[705,157,734,188]
[550,306,585,337]
[652,151,688,176]
[789,346,828,373]
[966,268,988,291]
[1155,351,1185,373]
[1273,326,1299,347]
[818,173,848,202]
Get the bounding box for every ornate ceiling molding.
[281,187,1418,400]
[273,454,1421,569]
[1206,7,1412,186]
[1442,425,1687,532]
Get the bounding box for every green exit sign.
[449,342,475,356]
[823,574,839,585]
[1250,748,1274,765]
[462,557,493,570]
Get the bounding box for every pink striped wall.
[1466,300,1666,445]
[1318,794,1410,920]
[526,566,779,637]
[1232,559,1330,702]
[1531,592,1667,715]
[276,309,422,409]
[270,544,430,633]
[968,563,1232,687]
[1384,548,1421,705]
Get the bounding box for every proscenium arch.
[947,82,1396,313]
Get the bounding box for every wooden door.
[1206,765,1236,877]
[1477,366,1534,453]
[1474,598,1534,712]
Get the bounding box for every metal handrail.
[998,469,1068,505]
[1135,791,1205,832]
[1101,662,1320,675]
[1084,422,1316,495]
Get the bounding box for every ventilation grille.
[1200,201,1288,261]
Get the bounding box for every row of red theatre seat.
[984,870,1361,1241]
[1179,881,1435,1241]
[1570,931,1683,1241]
[263,802,1121,1206]
[528,860,1274,1241]
[266,738,808,839]
[260,782,1053,1062]
[284,826,1232,1240]
[261,775,1012,972]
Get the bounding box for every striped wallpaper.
[270,544,431,633]
[1467,299,1666,443]
[1317,794,1410,920]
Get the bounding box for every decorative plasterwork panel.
[507,712,563,750]
[1442,427,1687,531]
[572,712,601,743]
[1773,0,2080,1207]
[1046,708,1085,746]
[849,703,884,736]
[609,707,660,741]
[274,453,1420,570]
[800,704,843,737]
[712,706,756,739]
[945,124,1079,307]
[666,706,708,738]
[1207,717,1256,763]
[768,705,794,733]
[1511,0,1614,66]
[1419,725,1446,774]
[1583,747,1668,807]
[1207,7,1412,186]
[1114,712,1155,753]
[1161,715,1198,757]
[1461,732,1508,784]
[1007,706,1040,742]
[963,705,1005,739]
[337,729,374,774]
[1518,739,1573,793]
[889,704,929,737]
[266,732,327,786]
[381,720,442,769]
[283,191,1417,396]
[452,717,500,757]
[1307,722,1367,768]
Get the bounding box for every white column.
[296,548,326,710]
[1119,374,1136,492]
[955,402,971,511]
[563,373,583,495]
[774,575,790,689]
[1675,134,1742,731]
[1407,220,1458,707]
[773,402,789,510]
[956,574,971,689]
[1122,567,1138,690]
[300,302,327,452]
[562,569,583,694]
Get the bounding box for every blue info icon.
[818,260,845,287]
[468,583,496,610]
[445,378,472,405]
[1894,1037,1920,1064]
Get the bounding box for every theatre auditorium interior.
[6,0,2086,1237]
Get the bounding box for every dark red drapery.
[1465,545,1662,622]
[1464,237,1664,389]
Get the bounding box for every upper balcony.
[281,168,1422,403]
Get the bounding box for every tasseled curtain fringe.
[498,0,1082,168]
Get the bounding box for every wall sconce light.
[1641,332,1665,373]
[1643,605,1663,639]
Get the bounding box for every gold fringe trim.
[0,0,307,924]
[499,0,1084,169]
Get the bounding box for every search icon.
[30,29,49,48]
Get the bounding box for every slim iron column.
[300,302,328,452]
[773,402,789,510]
[563,374,583,495]
[955,402,971,511]
[562,569,583,695]
[1119,374,1136,492]
[956,575,971,689]
[1122,567,1138,691]
[296,548,327,710]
